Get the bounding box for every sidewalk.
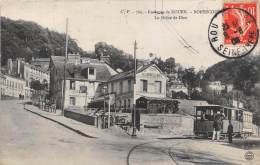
[24,104,190,140]
[24,104,134,141]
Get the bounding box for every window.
[124,100,126,109]
[128,79,131,92]
[155,81,162,93]
[70,80,75,90]
[89,68,95,75]
[141,80,148,92]
[120,81,123,94]
[69,97,76,105]
[80,86,87,93]
[111,82,114,92]
[119,100,122,108]
[128,99,131,108]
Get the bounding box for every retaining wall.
[64,110,96,126]
[140,114,194,136]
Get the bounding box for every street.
[0,100,259,165]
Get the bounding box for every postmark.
[244,151,254,161]
[208,4,259,59]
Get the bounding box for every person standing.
[227,120,233,143]
[212,118,221,141]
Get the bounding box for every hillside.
[1,17,90,65]
[204,55,260,95]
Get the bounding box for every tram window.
[196,110,201,120]
[228,109,231,120]
[239,111,243,121]
[235,111,239,120]
[197,110,201,116]
[224,109,228,119]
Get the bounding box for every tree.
[181,67,198,96]
[190,89,202,100]
[164,57,176,74]
[30,80,45,91]
[234,61,260,95]
[94,42,134,71]
[172,91,188,99]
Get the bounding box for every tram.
[194,105,253,138]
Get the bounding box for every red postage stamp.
[223,2,258,45]
[208,2,259,58]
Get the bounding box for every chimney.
[7,59,13,74]
[17,58,21,75]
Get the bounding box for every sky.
[1,0,260,69]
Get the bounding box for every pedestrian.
[227,120,233,143]
[212,118,221,141]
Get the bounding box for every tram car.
[194,105,253,138]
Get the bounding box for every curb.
[24,107,97,139]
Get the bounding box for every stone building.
[49,56,117,110]
[105,63,168,112]
[0,74,26,98]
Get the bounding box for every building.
[105,63,168,112]
[31,58,50,70]
[167,80,188,97]
[176,99,209,116]
[0,74,26,98]
[49,56,117,110]
[22,63,50,97]
[225,84,234,93]
[206,81,226,95]
[0,74,5,97]
[6,58,50,97]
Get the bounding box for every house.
[31,58,50,70]
[206,81,225,95]
[225,84,234,93]
[104,63,168,112]
[6,58,50,97]
[0,73,26,98]
[167,80,188,97]
[49,56,117,110]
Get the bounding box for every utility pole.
[132,40,137,136]
[61,18,69,116]
[108,94,110,128]
[0,6,2,100]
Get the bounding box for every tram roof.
[195,104,249,111]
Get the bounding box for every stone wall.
[140,114,194,136]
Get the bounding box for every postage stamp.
[208,2,259,58]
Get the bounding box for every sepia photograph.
[0,0,259,164]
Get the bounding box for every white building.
[6,58,50,97]
[0,74,26,98]
[104,63,168,112]
[49,56,117,110]
[206,81,226,95]
[167,80,188,96]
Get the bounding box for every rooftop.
[108,63,165,82]
[51,56,117,82]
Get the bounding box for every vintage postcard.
[0,0,259,164]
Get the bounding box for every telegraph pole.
[132,40,137,136]
[62,18,69,116]
[0,6,2,100]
